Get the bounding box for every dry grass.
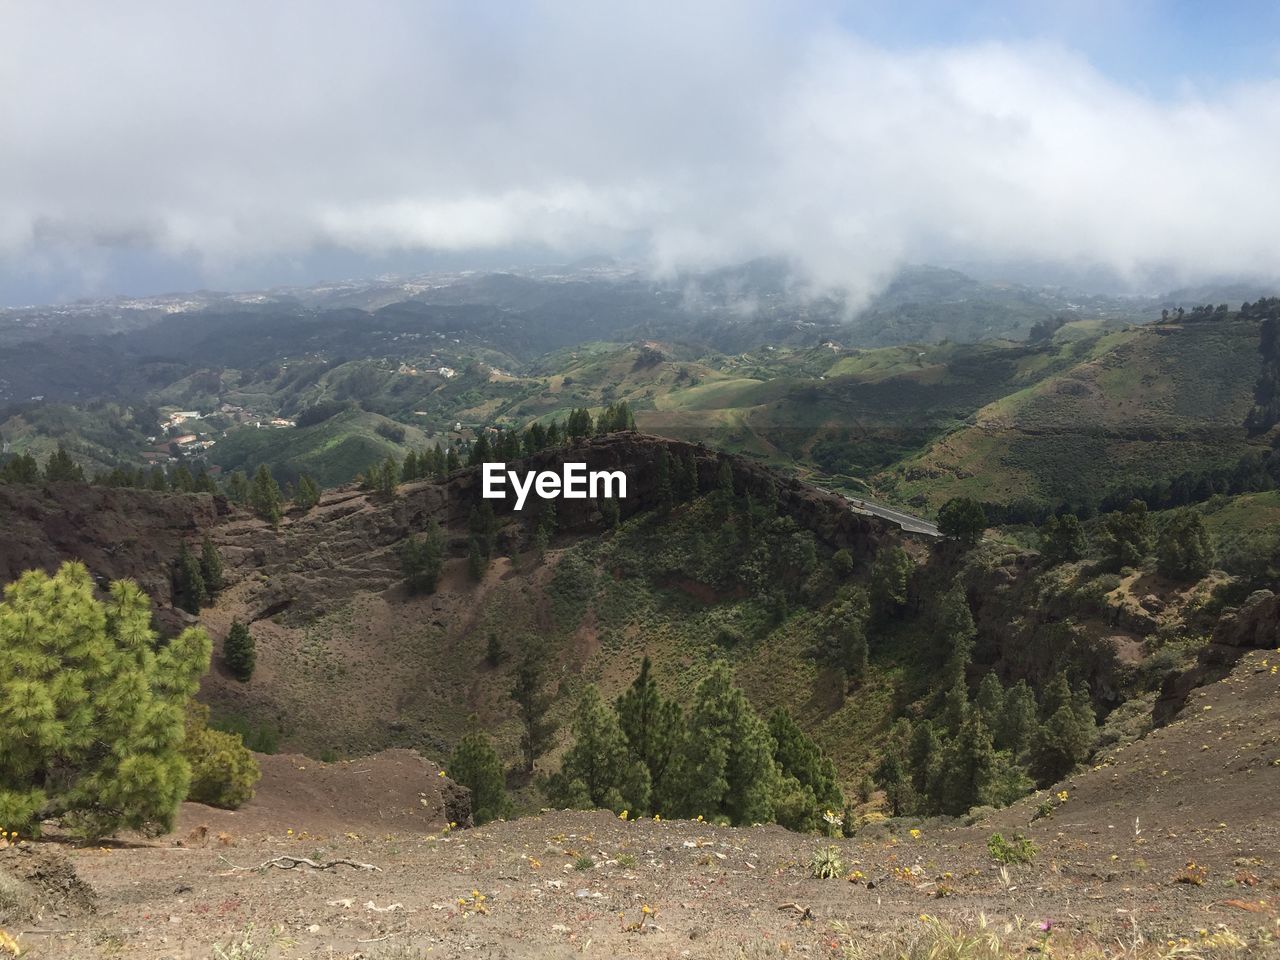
[832,914,1258,960]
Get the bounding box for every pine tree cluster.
[548,658,842,829]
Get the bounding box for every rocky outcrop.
[1154,590,1280,726]
[0,482,228,607]
[1213,590,1280,649]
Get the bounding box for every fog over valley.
[4,1,1280,306]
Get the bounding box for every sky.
[2,0,1280,306]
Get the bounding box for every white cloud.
[2,0,1278,300]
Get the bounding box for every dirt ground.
[4,649,1280,959]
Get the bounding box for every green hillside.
[879,318,1266,511]
[209,408,430,486]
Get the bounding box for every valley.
[3,273,1280,959]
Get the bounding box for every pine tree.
[999,681,1038,757]
[937,497,986,546]
[485,631,505,667]
[524,423,546,454]
[654,448,674,514]
[549,685,649,813]
[908,719,942,805]
[941,675,970,736]
[680,661,778,825]
[426,444,446,477]
[566,408,593,438]
[295,473,320,510]
[1097,499,1153,570]
[226,470,249,504]
[599,496,620,529]
[377,456,399,498]
[715,459,735,503]
[400,451,419,482]
[469,502,497,557]
[401,524,445,594]
[467,537,486,581]
[170,463,194,492]
[510,642,557,772]
[875,719,915,816]
[1039,671,1073,719]
[938,711,998,815]
[830,548,855,580]
[685,452,701,496]
[615,657,684,813]
[43,445,84,483]
[935,585,976,685]
[974,672,1004,722]
[674,451,696,501]
[149,465,169,491]
[199,534,223,598]
[1030,673,1096,783]
[445,447,461,472]
[250,464,283,528]
[1156,510,1215,581]
[224,620,255,682]
[821,587,871,683]
[468,433,491,466]
[193,465,218,494]
[175,541,207,614]
[1040,514,1086,565]
[537,498,557,538]
[0,562,211,838]
[869,546,913,619]
[449,732,510,825]
[1,452,40,483]
[768,708,842,831]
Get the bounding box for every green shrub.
[184,704,261,809]
[210,715,281,754]
[987,831,1036,864]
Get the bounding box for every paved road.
[841,495,941,537]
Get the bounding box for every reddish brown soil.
[174,750,468,841]
[4,650,1278,959]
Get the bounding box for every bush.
[211,715,281,754]
[184,704,261,809]
[987,831,1036,864]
